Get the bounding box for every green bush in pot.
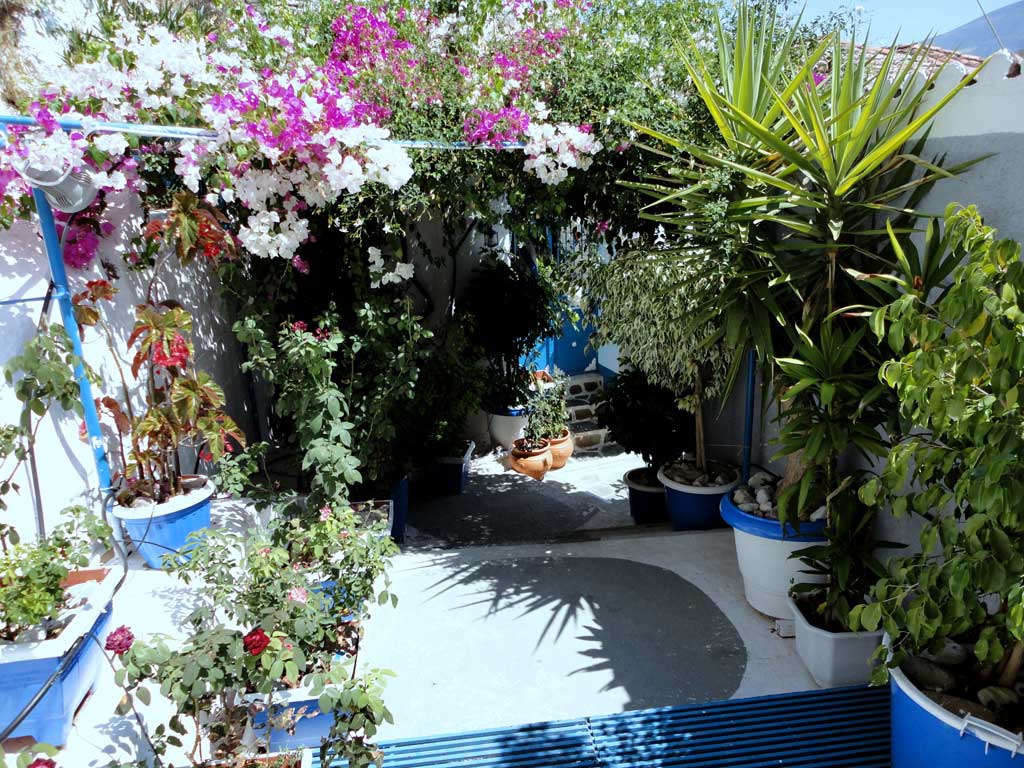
[597,366,694,484]
[854,206,1024,716]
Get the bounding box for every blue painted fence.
[313,685,890,768]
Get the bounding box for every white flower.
[92,132,128,156]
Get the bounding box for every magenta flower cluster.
[463,107,531,148]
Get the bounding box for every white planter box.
[789,596,882,687]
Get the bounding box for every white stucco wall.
[0,193,252,539]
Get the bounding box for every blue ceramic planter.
[658,466,738,531]
[0,570,116,745]
[113,483,212,569]
[891,665,1023,767]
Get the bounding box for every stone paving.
[405,448,645,548]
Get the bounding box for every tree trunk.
[694,373,706,473]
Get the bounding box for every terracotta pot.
[547,428,574,470]
[510,438,552,480]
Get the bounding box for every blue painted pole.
[30,189,114,498]
[741,349,756,484]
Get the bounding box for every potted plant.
[509,433,552,481]
[461,252,561,451]
[850,207,1024,767]
[635,5,981,623]
[74,281,245,568]
[0,507,115,746]
[102,494,395,766]
[525,376,573,470]
[594,367,693,524]
[566,238,735,530]
[392,322,482,497]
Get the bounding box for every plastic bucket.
[113,484,213,569]
[658,467,737,531]
[390,475,409,543]
[720,495,826,618]
[434,441,475,496]
[623,468,668,524]
[891,663,1024,766]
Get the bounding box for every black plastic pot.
[623,467,668,524]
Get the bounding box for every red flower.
[290,320,307,333]
[243,627,270,656]
[27,759,56,768]
[104,625,134,656]
[152,333,190,370]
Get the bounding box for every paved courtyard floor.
[359,531,816,740]
[50,451,816,763]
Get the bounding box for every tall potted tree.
[462,252,561,451]
[632,0,984,638]
[567,242,735,530]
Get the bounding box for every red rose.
[242,627,270,656]
[28,759,57,768]
[104,625,134,656]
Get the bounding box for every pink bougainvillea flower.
[242,627,271,656]
[27,759,57,768]
[287,586,309,604]
[595,220,610,235]
[319,505,332,521]
[104,625,134,656]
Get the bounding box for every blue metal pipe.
[741,348,756,484]
[0,115,525,149]
[30,188,114,497]
[0,289,66,306]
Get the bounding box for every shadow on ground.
[408,466,631,548]
[420,552,746,712]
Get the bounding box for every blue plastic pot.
[658,465,738,531]
[891,664,1022,767]
[623,468,668,524]
[113,483,212,569]
[390,475,409,543]
[0,570,115,745]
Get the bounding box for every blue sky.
[797,0,1017,44]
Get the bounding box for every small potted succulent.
[0,507,115,746]
[73,281,244,568]
[596,367,694,524]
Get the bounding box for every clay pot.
[510,438,552,480]
[547,428,574,470]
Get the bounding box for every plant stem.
[998,640,1024,688]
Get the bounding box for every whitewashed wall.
[0,193,252,539]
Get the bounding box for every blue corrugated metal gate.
[313,685,890,768]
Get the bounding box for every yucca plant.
[627,3,987,628]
